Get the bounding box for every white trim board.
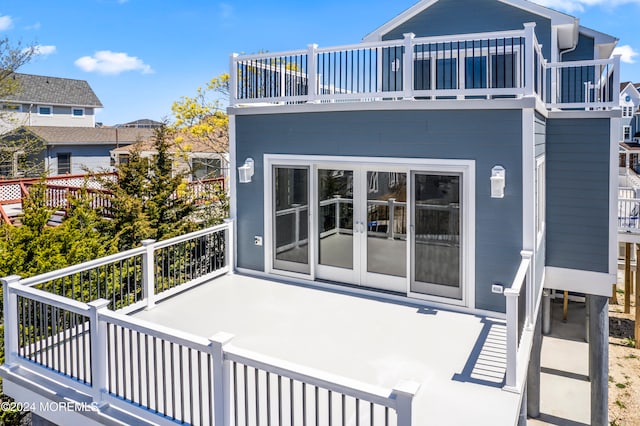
[610,118,620,276]
[544,266,615,297]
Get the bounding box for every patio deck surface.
[134,273,521,425]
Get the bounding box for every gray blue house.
[229,0,619,423]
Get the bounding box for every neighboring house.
[0,126,154,177]
[0,73,103,133]
[115,118,164,129]
[620,82,640,142]
[0,1,622,425]
[110,132,228,181]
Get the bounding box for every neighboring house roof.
[0,73,103,108]
[620,82,640,101]
[111,131,226,155]
[4,126,154,146]
[116,118,164,128]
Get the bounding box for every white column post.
[613,55,622,106]
[402,33,416,100]
[209,332,235,426]
[523,23,536,97]
[307,44,319,103]
[2,275,21,365]
[521,250,534,330]
[141,239,156,310]
[229,53,239,107]
[392,380,421,426]
[223,218,235,274]
[388,198,396,239]
[88,298,110,404]
[504,288,519,390]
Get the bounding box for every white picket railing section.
[230,23,620,111]
[1,219,420,426]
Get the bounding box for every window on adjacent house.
[536,156,545,246]
[57,153,71,174]
[191,158,222,180]
[624,126,632,141]
[0,103,21,112]
[72,108,84,117]
[118,154,130,165]
[38,106,52,115]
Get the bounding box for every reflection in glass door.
[365,171,407,289]
[317,169,354,272]
[411,173,462,299]
[273,167,309,274]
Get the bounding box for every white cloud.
[219,3,233,20]
[613,45,639,64]
[117,0,129,3]
[0,15,13,31]
[531,0,640,13]
[25,22,41,30]
[74,50,154,75]
[24,45,57,57]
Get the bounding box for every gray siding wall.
[562,33,595,62]
[235,109,524,312]
[381,0,552,59]
[46,144,115,175]
[546,118,610,272]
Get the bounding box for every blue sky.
[1,0,639,125]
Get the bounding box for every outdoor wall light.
[490,165,506,198]
[238,158,255,183]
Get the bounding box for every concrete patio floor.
[135,273,522,425]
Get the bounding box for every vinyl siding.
[46,144,115,175]
[235,109,524,312]
[545,118,610,272]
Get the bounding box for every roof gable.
[0,73,103,108]
[362,0,576,42]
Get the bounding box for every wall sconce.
[238,158,255,183]
[490,165,506,198]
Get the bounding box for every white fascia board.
[545,266,615,297]
[362,0,576,43]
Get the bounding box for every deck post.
[141,239,156,310]
[402,33,415,100]
[392,380,421,426]
[523,23,537,97]
[527,308,542,418]
[504,289,519,389]
[636,246,640,349]
[210,332,235,426]
[625,242,631,313]
[88,298,110,404]
[613,55,621,105]
[542,289,551,335]
[1,275,21,365]
[229,53,238,107]
[588,295,608,426]
[307,44,319,103]
[224,219,235,274]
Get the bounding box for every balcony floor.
[134,273,521,425]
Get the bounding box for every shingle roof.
[18,126,154,145]
[0,73,103,108]
[111,129,226,154]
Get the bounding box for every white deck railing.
[1,219,420,425]
[503,250,535,391]
[619,198,640,233]
[230,23,620,111]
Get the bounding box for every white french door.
[267,155,473,305]
[315,165,407,293]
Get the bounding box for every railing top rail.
[620,197,640,202]
[315,38,406,53]
[233,49,309,62]
[99,309,211,353]
[0,173,116,186]
[152,222,230,250]
[18,246,147,287]
[546,58,616,68]
[225,344,398,408]
[411,28,526,45]
[9,282,91,315]
[504,256,531,296]
[35,183,112,194]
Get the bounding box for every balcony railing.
[1,220,421,425]
[230,23,620,111]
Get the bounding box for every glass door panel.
[366,171,407,278]
[273,167,309,274]
[318,169,354,270]
[411,173,462,299]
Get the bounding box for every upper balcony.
[230,24,620,112]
